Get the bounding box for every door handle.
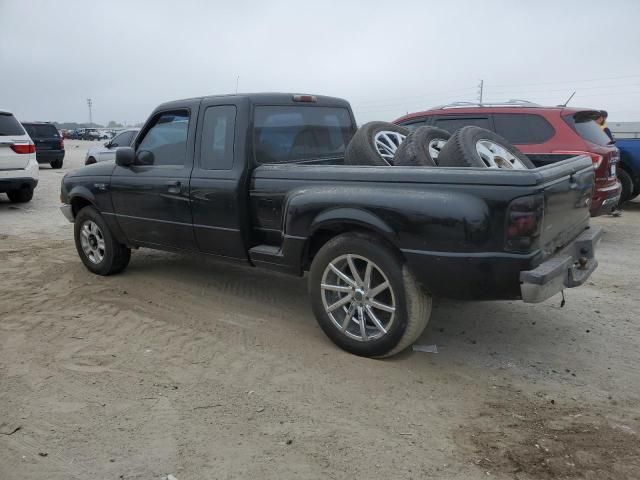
[166,181,182,194]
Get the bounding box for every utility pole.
[87,98,93,125]
[478,80,484,104]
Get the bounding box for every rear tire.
[309,232,432,358]
[7,188,34,203]
[394,126,451,167]
[618,168,633,205]
[74,206,131,275]
[50,159,63,169]
[344,122,409,166]
[438,126,534,169]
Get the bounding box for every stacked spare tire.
[344,122,535,170]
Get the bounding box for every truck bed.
[249,155,594,299]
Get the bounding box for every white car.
[0,109,38,203]
[85,128,139,164]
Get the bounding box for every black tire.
[618,168,633,205]
[74,206,131,275]
[394,126,451,167]
[438,126,535,169]
[7,188,33,203]
[344,122,409,166]
[309,232,432,358]
[50,159,63,169]
[85,156,97,165]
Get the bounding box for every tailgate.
[536,155,594,258]
[33,138,60,150]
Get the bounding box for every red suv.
[394,101,621,216]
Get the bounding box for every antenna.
[562,91,576,107]
[235,75,240,94]
[477,80,484,104]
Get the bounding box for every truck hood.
[67,161,116,177]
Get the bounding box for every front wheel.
[309,232,432,357]
[7,188,34,203]
[74,206,131,275]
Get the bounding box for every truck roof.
[156,92,351,111]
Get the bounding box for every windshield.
[565,111,612,146]
[23,123,59,138]
[0,113,26,136]
[254,106,354,163]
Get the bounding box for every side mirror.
[115,147,135,167]
[104,141,111,148]
[136,149,155,166]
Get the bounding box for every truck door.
[189,97,251,259]
[110,107,197,250]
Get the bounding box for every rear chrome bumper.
[60,204,74,222]
[520,226,602,303]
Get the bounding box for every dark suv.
[22,122,65,169]
[394,102,621,216]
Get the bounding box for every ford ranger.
[60,93,602,357]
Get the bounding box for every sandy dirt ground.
[1,141,639,480]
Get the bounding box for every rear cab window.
[0,113,26,136]
[564,111,613,146]
[253,106,353,163]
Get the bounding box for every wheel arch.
[302,208,401,270]
[69,190,97,217]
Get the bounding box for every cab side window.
[199,106,236,170]
[137,111,189,166]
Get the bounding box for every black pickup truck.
[60,93,601,357]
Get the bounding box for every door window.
[200,106,236,170]
[493,114,555,144]
[137,111,189,166]
[433,116,491,133]
[403,120,427,131]
[110,130,136,148]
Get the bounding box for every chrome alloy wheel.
[80,220,106,264]
[428,138,447,160]
[374,130,406,165]
[475,139,528,169]
[320,254,396,342]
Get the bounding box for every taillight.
[10,142,36,154]
[505,195,544,252]
[59,138,64,150]
[552,150,602,170]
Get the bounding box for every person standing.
[595,110,615,143]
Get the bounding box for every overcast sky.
[1,0,639,126]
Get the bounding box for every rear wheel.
[344,122,409,166]
[74,206,131,275]
[309,232,432,357]
[50,159,63,169]
[438,126,534,169]
[7,188,34,203]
